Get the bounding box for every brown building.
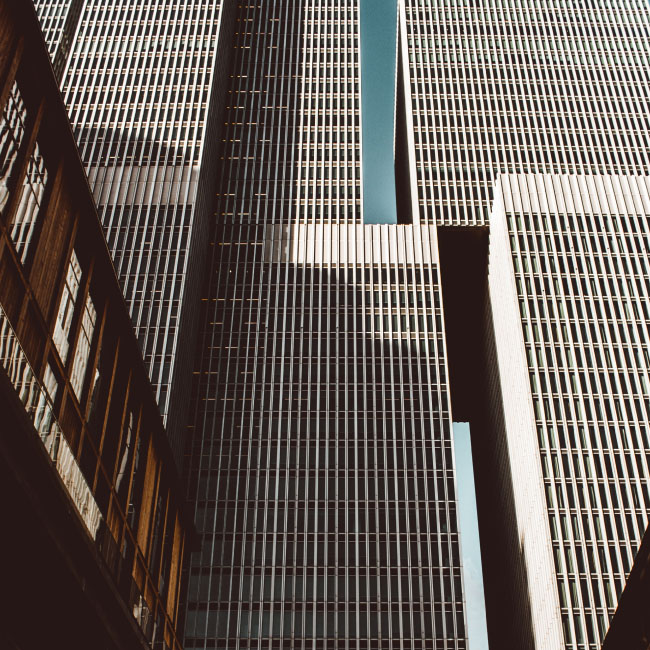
[601,526,650,650]
[0,1,195,649]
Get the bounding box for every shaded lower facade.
[601,523,650,650]
[184,224,468,649]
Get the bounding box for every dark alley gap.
[393,27,413,227]
[439,227,535,650]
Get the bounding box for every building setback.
[475,173,650,648]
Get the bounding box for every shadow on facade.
[183,232,465,645]
[438,226,536,650]
[75,125,190,167]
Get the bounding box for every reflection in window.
[53,250,82,363]
[11,140,48,262]
[0,82,26,215]
[70,290,96,399]
[127,433,145,532]
[87,337,105,431]
[42,363,58,402]
[116,412,135,505]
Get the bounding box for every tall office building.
[182,2,468,650]
[30,0,650,649]
[395,0,650,227]
[395,2,650,648]
[180,2,650,650]
[33,0,238,464]
[472,173,650,649]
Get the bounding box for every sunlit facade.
[481,174,650,649]
[396,0,650,226]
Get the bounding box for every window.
[10,140,48,262]
[0,82,27,215]
[70,290,96,399]
[116,411,135,505]
[53,250,82,363]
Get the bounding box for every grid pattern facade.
[32,0,84,80]
[41,0,236,461]
[29,1,650,649]
[183,2,467,648]
[398,0,650,226]
[489,174,650,649]
[213,1,362,226]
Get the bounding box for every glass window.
[0,82,26,215]
[116,412,135,505]
[10,140,48,262]
[53,250,82,363]
[70,290,96,399]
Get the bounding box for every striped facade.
[182,2,468,649]
[32,0,84,80]
[29,0,650,649]
[34,0,238,463]
[482,174,650,649]
[396,0,650,226]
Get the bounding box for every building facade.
[473,173,650,649]
[601,521,650,649]
[0,2,195,648]
[181,2,650,650]
[27,0,650,649]
[393,0,650,647]
[182,2,468,650]
[33,0,238,464]
[32,0,84,80]
[395,0,650,227]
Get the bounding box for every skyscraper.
[180,2,650,650]
[395,0,650,227]
[30,0,650,649]
[394,1,650,648]
[182,2,466,649]
[33,0,238,464]
[475,173,650,649]
[601,517,650,648]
